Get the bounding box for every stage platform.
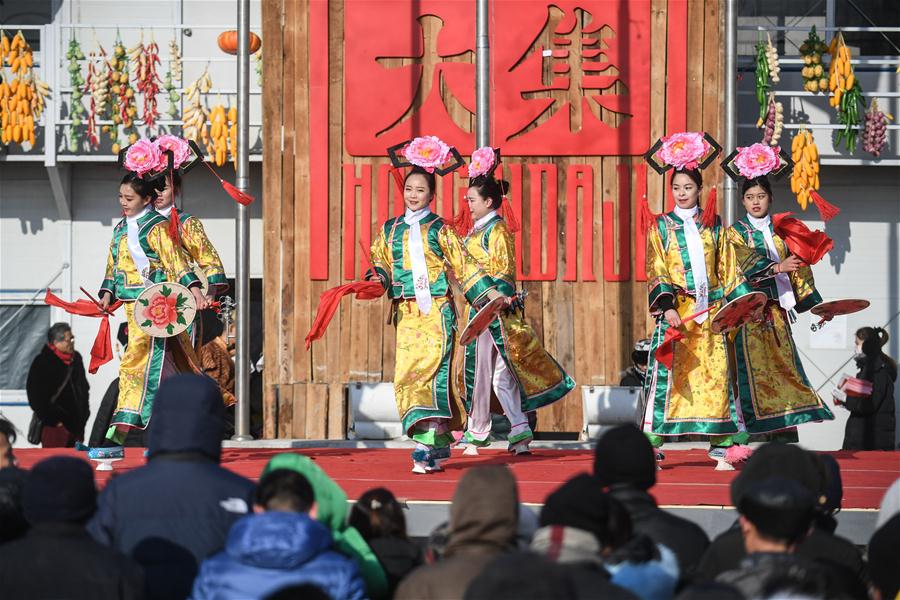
[14,444,898,545]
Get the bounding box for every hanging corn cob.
[208,103,228,166]
[789,129,820,211]
[828,33,864,153]
[800,26,829,94]
[1,30,49,148]
[228,105,238,169]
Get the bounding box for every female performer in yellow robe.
[97,174,210,447]
[368,166,501,473]
[643,167,754,468]
[454,171,574,455]
[726,176,833,433]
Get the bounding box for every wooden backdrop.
[260,0,725,439]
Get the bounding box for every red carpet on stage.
[13,448,898,509]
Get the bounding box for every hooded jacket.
[191,511,367,600]
[88,375,255,600]
[262,453,388,599]
[395,465,518,600]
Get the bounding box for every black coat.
[0,522,143,600]
[697,525,867,599]
[609,485,710,578]
[367,536,424,596]
[717,552,835,600]
[842,355,897,451]
[87,376,255,600]
[26,345,90,438]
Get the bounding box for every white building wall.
[0,162,263,445]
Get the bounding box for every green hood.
[263,453,388,598]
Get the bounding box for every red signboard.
[310,1,687,281]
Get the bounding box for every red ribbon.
[772,212,833,265]
[655,306,715,370]
[305,281,385,349]
[44,290,123,374]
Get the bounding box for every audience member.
[867,514,900,600]
[594,424,710,576]
[263,453,388,599]
[697,442,866,597]
[876,478,900,528]
[673,581,744,600]
[349,487,423,596]
[0,456,142,599]
[531,473,639,599]
[26,322,90,447]
[395,465,518,600]
[0,417,27,544]
[88,375,255,600]
[463,551,578,600]
[605,534,680,600]
[199,309,235,396]
[716,477,828,599]
[425,521,451,564]
[191,468,366,600]
[840,326,896,450]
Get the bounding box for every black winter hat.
[868,514,900,600]
[593,424,656,490]
[23,456,96,524]
[737,477,816,544]
[540,474,632,549]
[730,442,824,506]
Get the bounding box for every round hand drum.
[135,282,197,338]
[810,298,870,331]
[811,299,870,320]
[193,266,210,297]
[710,291,768,334]
[459,296,508,346]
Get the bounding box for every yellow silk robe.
[455,215,574,414]
[175,208,228,292]
[99,210,203,432]
[369,211,496,440]
[727,216,833,432]
[644,209,753,436]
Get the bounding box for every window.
[0,305,51,390]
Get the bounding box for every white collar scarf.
[473,210,498,231]
[156,204,174,217]
[747,213,796,311]
[673,205,709,322]
[126,206,152,285]
[404,207,433,315]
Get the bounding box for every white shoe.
[412,462,429,474]
[714,459,735,471]
[463,445,479,456]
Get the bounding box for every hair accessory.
[387,135,465,176]
[644,132,722,175]
[370,499,382,510]
[468,146,501,181]
[118,136,204,181]
[721,143,793,182]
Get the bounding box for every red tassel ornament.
[168,207,182,242]
[638,197,660,233]
[810,190,840,222]
[450,205,474,237]
[500,196,520,233]
[202,160,256,205]
[700,186,718,228]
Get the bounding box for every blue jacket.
[88,376,256,600]
[191,511,368,600]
